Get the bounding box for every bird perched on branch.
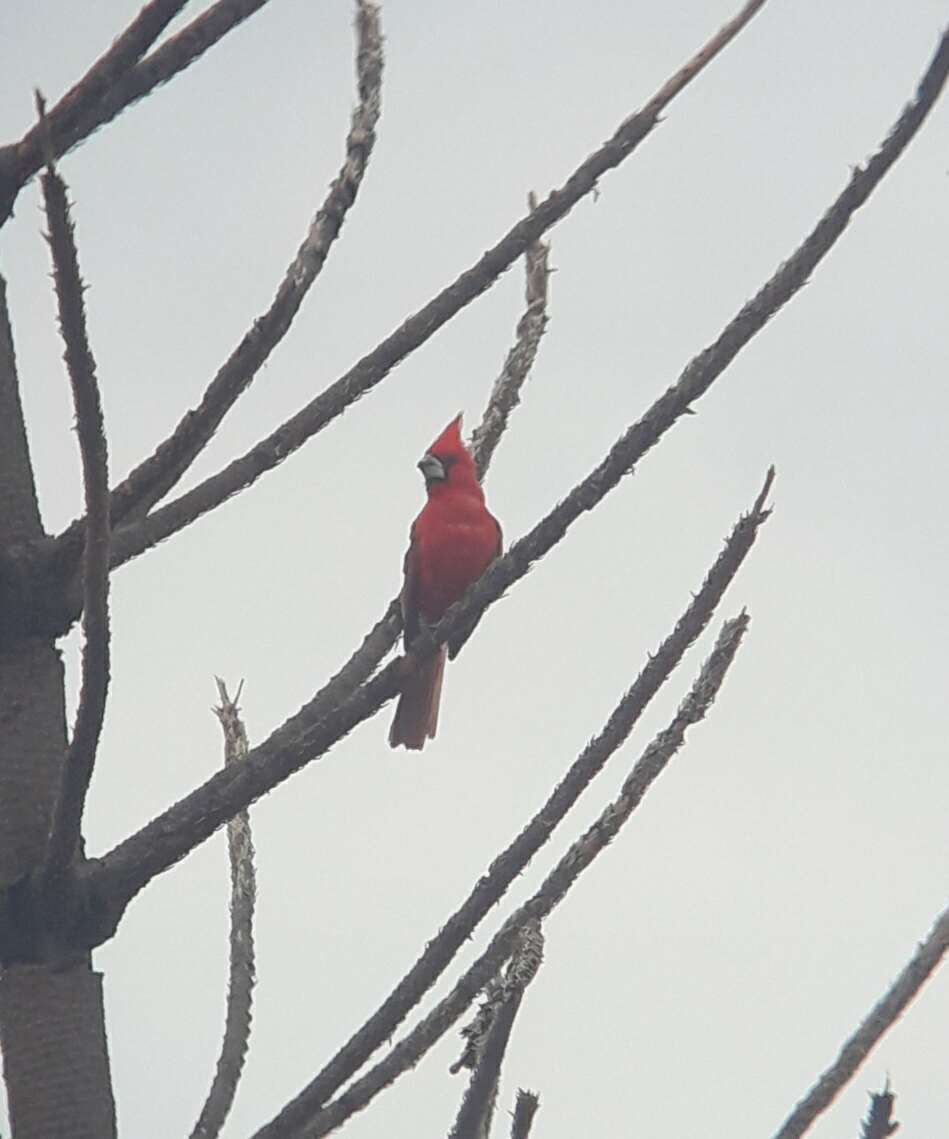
[389,415,502,750]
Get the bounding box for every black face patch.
[418,453,447,482]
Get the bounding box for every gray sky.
[2,1,948,1136]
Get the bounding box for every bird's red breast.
[409,493,500,622]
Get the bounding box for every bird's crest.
[428,413,465,459]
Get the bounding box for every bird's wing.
[447,514,503,660]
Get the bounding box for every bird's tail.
[388,647,447,750]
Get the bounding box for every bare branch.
[102,0,767,567]
[859,1083,899,1139]
[89,465,771,939]
[452,999,513,1139]
[47,0,272,160]
[771,905,949,1139]
[289,614,751,1138]
[38,107,111,879]
[451,922,544,1077]
[49,0,384,573]
[0,0,189,223]
[190,679,257,1139]
[0,1,275,224]
[510,1090,540,1139]
[470,195,551,481]
[450,922,544,1139]
[450,976,506,1080]
[242,472,772,1135]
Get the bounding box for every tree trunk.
[0,275,117,1136]
[0,967,115,1138]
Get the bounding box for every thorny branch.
[97,0,767,570]
[859,1083,899,1139]
[0,0,273,225]
[285,614,750,1139]
[244,471,772,1136]
[449,922,544,1139]
[470,193,551,481]
[44,0,273,163]
[510,1090,540,1139]
[0,0,187,223]
[451,212,552,659]
[50,0,384,575]
[190,680,257,1139]
[771,903,949,1139]
[36,104,111,880]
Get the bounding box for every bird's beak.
[417,453,446,482]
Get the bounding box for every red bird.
[389,415,502,750]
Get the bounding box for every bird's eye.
[440,454,458,470]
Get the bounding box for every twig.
[238,471,772,1136]
[510,1090,540,1139]
[100,0,767,568]
[290,614,750,1138]
[859,1082,899,1139]
[0,0,272,224]
[50,0,384,571]
[771,904,949,1139]
[449,922,544,1139]
[90,466,771,936]
[470,193,551,481]
[37,103,111,879]
[190,679,257,1139]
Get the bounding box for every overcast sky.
[2,1,948,1137]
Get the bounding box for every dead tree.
[0,3,947,1137]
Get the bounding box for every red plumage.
[389,415,502,750]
